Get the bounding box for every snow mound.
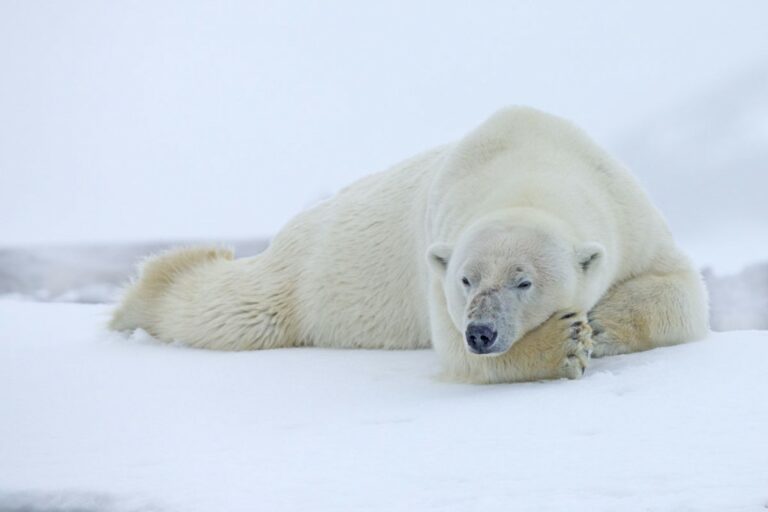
[0,240,267,304]
[1,299,766,512]
[705,263,768,331]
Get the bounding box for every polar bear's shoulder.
[448,106,611,170]
[469,105,578,139]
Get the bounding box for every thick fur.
[110,107,709,383]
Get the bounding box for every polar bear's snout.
[463,289,518,355]
[465,323,498,354]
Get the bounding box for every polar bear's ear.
[577,242,605,273]
[427,243,453,277]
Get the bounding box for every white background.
[2,1,767,271]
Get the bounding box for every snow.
[706,264,768,331]
[2,298,767,511]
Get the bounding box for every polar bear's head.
[427,219,603,356]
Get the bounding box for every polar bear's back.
[282,148,444,349]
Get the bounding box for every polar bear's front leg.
[587,267,709,358]
[503,312,594,381]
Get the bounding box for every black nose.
[465,323,498,353]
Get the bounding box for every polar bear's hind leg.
[109,247,234,335]
[110,246,300,351]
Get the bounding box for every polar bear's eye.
[461,277,471,287]
[517,281,532,290]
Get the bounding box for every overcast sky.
[1,1,767,248]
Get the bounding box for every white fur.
[111,106,708,383]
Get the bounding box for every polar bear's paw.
[587,312,627,358]
[557,312,593,379]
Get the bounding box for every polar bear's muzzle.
[464,290,517,355]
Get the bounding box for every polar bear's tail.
[109,246,298,350]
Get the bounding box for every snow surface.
[1,299,767,512]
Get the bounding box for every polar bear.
[110,106,709,383]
